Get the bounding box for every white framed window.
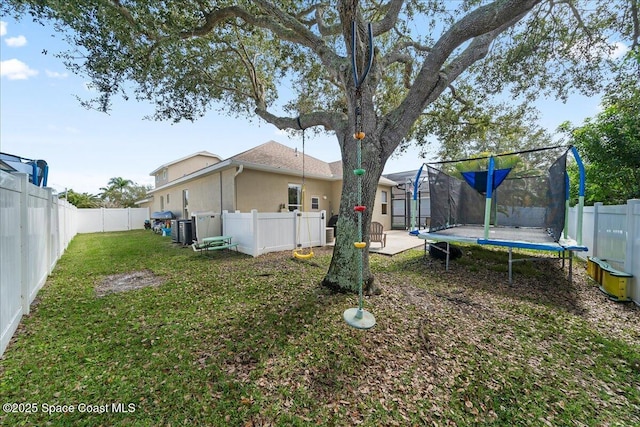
[311,196,320,210]
[381,190,388,215]
[288,184,301,211]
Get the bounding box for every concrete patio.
[368,229,424,255]
[326,229,424,256]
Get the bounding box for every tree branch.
[250,0,342,74]
[446,84,472,115]
[372,0,404,36]
[380,52,414,88]
[254,108,345,132]
[295,3,341,37]
[381,0,541,148]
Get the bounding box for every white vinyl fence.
[77,207,149,233]
[223,210,327,257]
[1,172,78,357]
[568,199,640,304]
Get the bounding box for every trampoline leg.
[508,247,513,285]
[446,242,450,271]
[569,253,573,283]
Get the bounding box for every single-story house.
[140,140,396,230]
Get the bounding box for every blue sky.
[0,16,613,195]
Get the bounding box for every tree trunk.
[322,131,386,295]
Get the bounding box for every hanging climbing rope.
[343,19,376,330]
[293,117,315,260]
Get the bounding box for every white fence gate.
[568,199,640,304]
[223,210,327,257]
[1,172,77,356]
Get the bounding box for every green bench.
[192,236,239,253]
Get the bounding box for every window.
[182,189,189,218]
[381,190,388,215]
[288,184,301,211]
[311,196,319,210]
[167,194,170,204]
[160,195,164,211]
[162,169,167,180]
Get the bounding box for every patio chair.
[370,221,387,248]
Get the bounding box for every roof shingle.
[231,140,336,178]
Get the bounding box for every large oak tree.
[3,0,637,293]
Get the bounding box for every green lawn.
[1,230,638,426]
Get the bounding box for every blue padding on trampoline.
[462,168,512,193]
[478,239,565,251]
[477,239,587,252]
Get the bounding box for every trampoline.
[411,145,588,283]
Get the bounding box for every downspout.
[233,164,244,211]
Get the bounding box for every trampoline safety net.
[428,147,569,242]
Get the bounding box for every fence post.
[18,174,30,316]
[592,202,602,258]
[222,210,228,235]
[45,187,53,275]
[321,210,327,246]
[625,199,639,302]
[251,209,259,256]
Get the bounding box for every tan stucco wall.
[148,165,392,230]
[168,155,220,182]
[150,169,233,218]
[154,168,169,188]
[329,181,342,218]
[221,168,236,211]
[154,155,221,187]
[234,169,333,213]
[372,186,392,230]
[317,180,392,230]
[137,199,153,210]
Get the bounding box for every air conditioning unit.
[178,220,193,245]
[191,212,222,241]
[170,220,179,243]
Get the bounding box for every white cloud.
[0,21,7,37]
[610,42,629,59]
[5,35,27,47]
[45,69,68,79]
[0,58,38,80]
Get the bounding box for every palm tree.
[100,177,133,207]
